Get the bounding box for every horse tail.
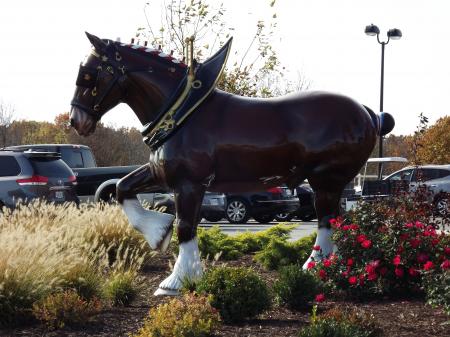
[363,105,395,136]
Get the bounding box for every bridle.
[71,46,127,121]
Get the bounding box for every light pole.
[365,24,402,179]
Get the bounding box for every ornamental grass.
[0,201,151,327]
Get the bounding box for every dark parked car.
[224,187,299,224]
[0,150,79,210]
[151,191,227,221]
[4,144,140,202]
[275,184,316,222]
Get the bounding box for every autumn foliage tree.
[416,116,450,164]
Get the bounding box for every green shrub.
[135,293,221,337]
[424,270,450,315]
[255,233,316,270]
[235,224,296,253]
[274,265,321,310]
[32,290,102,330]
[298,306,381,337]
[62,264,103,301]
[103,271,140,306]
[196,266,271,322]
[197,226,244,260]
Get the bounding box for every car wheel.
[435,194,449,217]
[275,213,294,222]
[253,214,274,223]
[203,215,223,222]
[226,198,250,224]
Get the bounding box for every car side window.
[61,148,84,168]
[415,169,440,182]
[0,156,21,176]
[387,169,413,182]
[437,169,450,179]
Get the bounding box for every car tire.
[226,198,250,224]
[275,213,294,222]
[434,193,449,217]
[203,215,223,222]
[253,214,274,223]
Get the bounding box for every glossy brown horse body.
[70,33,390,294]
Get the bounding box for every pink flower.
[361,240,372,249]
[342,225,351,231]
[417,252,429,263]
[359,274,365,286]
[444,247,450,256]
[349,224,359,231]
[415,221,424,229]
[367,273,378,281]
[307,261,316,269]
[405,223,414,228]
[323,259,332,268]
[423,261,434,271]
[318,269,327,280]
[393,255,401,266]
[409,239,421,249]
[342,271,349,278]
[356,234,367,243]
[313,245,321,251]
[431,239,440,246]
[441,260,450,270]
[315,293,325,303]
[408,267,419,277]
[348,276,358,285]
[399,233,409,241]
[329,218,337,226]
[395,267,404,278]
[347,258,354,267]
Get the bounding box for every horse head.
[70,32,187,136]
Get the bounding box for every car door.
[0,155,23,207]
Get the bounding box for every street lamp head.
[387,28,402,40]
[365,24,380,36]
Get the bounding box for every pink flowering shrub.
[311,198,450,298]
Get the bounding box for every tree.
[0,101,15,148]
[137,0,309,98]
[417,115,450,164]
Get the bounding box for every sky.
[0,0,449,135]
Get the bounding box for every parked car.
[92,178,226,219]
[4,144,140,202]
[275,184,316,222]
[383,165,450,216]
[0,150,79,209]
[224,187,299,224]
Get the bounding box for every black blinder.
[76,65,98,88]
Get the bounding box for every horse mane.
[112,40,187,71]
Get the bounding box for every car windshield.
[29,158,72,177]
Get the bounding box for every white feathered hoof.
[302,227,335,269]
[122,198,175,251]
[154,238,203,296]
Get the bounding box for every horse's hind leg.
[117,163,175,252]
[302,187,343,269]
[155,182,205,296]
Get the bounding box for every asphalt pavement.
[199,219,318,241]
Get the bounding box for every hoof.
[154,287,179,296]
[158,225,174,253]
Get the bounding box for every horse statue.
[70,33,394,295]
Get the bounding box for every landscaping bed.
[1,252,448,337]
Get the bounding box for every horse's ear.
[85,32,107,53]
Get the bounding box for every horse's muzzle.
[69,106,97,136]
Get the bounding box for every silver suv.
[384,165,450,216]
[0,150,79,210]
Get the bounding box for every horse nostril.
[70,118,75,127]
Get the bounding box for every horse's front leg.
[154,182,205,296]
[117,163,175,252]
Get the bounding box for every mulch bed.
[1,253,448,337]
